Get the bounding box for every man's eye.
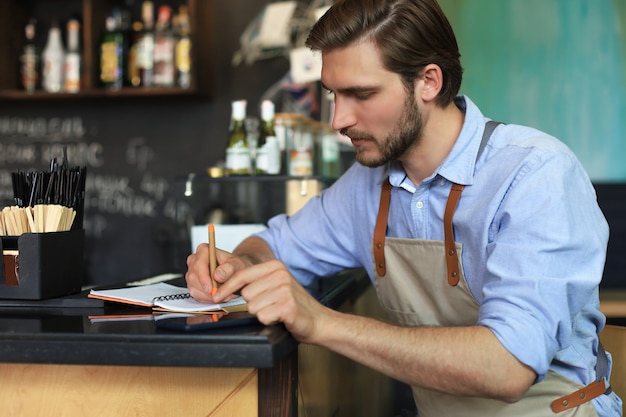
[355,93,372,100]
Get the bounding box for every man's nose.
[330,97,356,132]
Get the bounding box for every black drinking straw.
[10,148,87,230]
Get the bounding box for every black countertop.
[0,269,369,369]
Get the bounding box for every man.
[186,0,622,415]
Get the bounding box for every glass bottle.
[153,5,175,87]
[63,19,81,93]
[225,100,251,176]
[20,19,39,93]
[317,122,341,178]
[137,1,155,87]
[288,115,313,176]
[256,100,280,175]
[41,20,65,93]
[274,113,294,175]
[127,20,143,87]
[99,15,124,89]
[174,5,192,89]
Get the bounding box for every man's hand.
[186,236,330,343]
[186,244,245,303]
[213,259,331,343]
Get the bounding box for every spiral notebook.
[88,282,247,313]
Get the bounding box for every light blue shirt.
[257,96,621,415]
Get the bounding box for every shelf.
[0,0,213,100]
[0,86,202,100]
[175,174,337,183]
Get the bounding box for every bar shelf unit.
[0,0,213,100]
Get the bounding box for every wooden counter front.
[0,364,258,416]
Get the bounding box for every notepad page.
[88,282,189,307]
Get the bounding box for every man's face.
[321,41,423,167]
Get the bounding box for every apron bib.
[371,122,602,417]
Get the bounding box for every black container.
[0,230,84,300]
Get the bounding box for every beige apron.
[371,124,605,416]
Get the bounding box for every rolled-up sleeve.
[474,144,608,382]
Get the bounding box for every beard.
[342,89,424,168]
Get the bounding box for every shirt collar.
[435,95,487,186]
[378,95,488,191]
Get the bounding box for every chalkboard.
[0,102,196,284]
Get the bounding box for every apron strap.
[444,183,465,286]
[550,340,612,413]
[373,179,392,276]
[550,379,608,413]
[596,342,611,390]
[444,121,501,286]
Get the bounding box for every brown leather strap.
[444,183,464,286]
[550,380,608,413]
[373,179,392,276]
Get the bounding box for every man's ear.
[418,64,443,102]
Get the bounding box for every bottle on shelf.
[288,115,313,177]
[256,100,280,175]
[316,122,341,178]
[136,1,155,87]
[274,113,297,175]
[99,13,125,89]
[127,20,144,87]
[41,20,65,93]
[174,5,192,89]
[63,19,81,93]
[153,5,175,87]
[225,99,251,176]
[20,19,40,93]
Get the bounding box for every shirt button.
[416,201,424,209]
[439,180,446,186]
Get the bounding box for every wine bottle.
[256,100,280,175]
[20,19,39,93]
[225,100,251,176]
[41,20,65,93]
[63,19,81,93]
[99,14,124,89]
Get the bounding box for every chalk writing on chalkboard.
[0,116,86,141]
[0,116,176,229]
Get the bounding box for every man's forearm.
[315,309,536,402]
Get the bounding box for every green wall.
[440,0,626,181]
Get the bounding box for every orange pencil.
[208,224,218,295]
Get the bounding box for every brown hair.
[305,0,462,106]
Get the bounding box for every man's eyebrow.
[321,82,378,94]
